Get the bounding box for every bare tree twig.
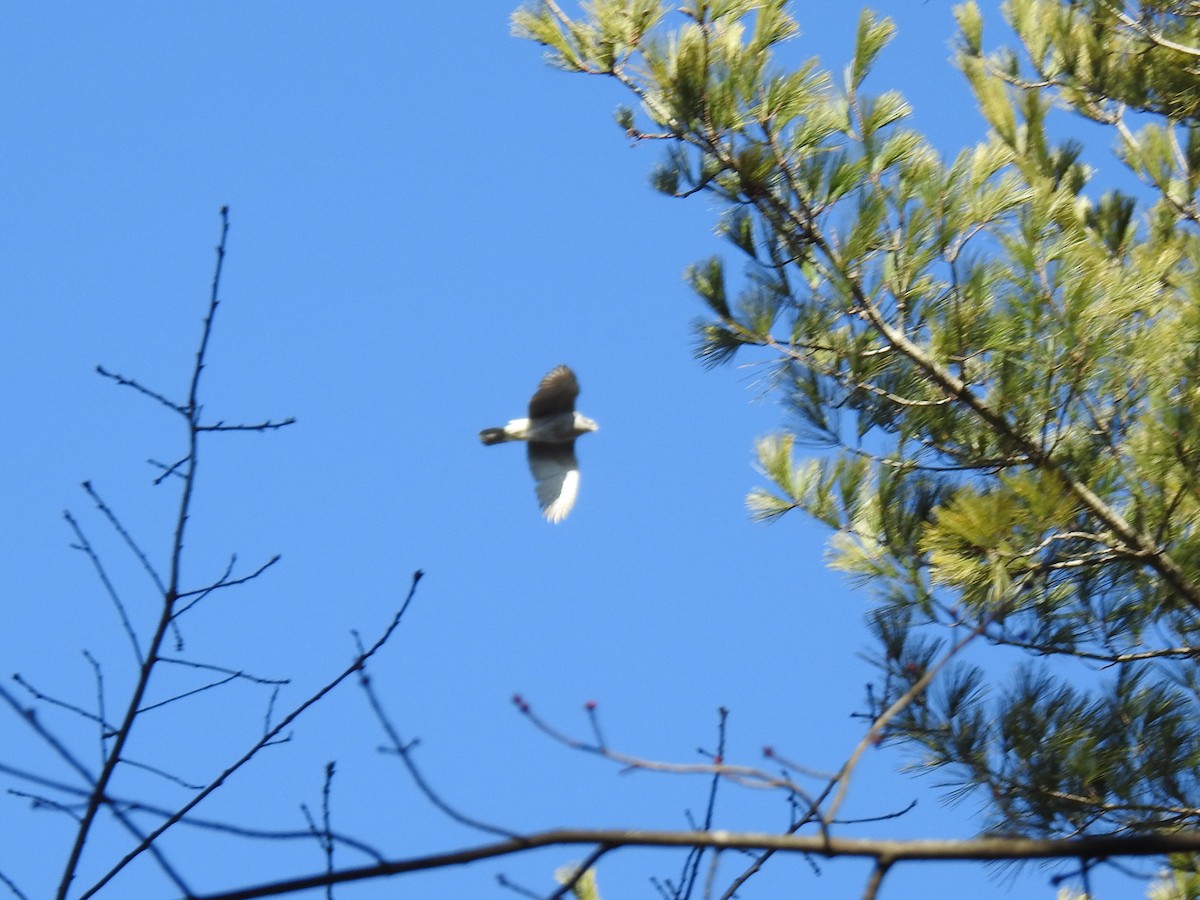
[156,656,289,687]
[77,570,426,899]
[1,759,385,861]
[0,683,97,792]
[548,845,611,900]
[513,696,807,795]
[173,554,282,617]
[83,650,108,765]
[81,480,167,595]
[359,651,515,838]
[0,868,30,900]
[674,707,728,900]
[11,674,115,733]
[63,511,143,665]
[196,418,297,433]
[94,365,185,416]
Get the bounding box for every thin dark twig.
[0,683,97,791]
[136,672,242,713]
[94,365,186,416]
[63,511,143,665]
[322,763,336,900]
[149,455,190,484]
[547,844,610,900]
[1,761,384,861]
[358,645,515,838]
[107,801,193,895]
[496,874,542,899]
[119,757,204,790]
[264,684,282,734]
[77,570,425,899]
[11,790,82,821]
[174,554,283,616]
[156,656,290,686]
[196,418,297,433]
[83,651,107,763]
[82,480,167,595]
[0,867,30,900]
[12,674,114,732]
[833,800,917,826]
[585,701,606,750]
[680,708,729,900]
[297,766,337,900]
[515,698,806,795]
[18,788,193,894]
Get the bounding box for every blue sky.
[0,3,1146,899]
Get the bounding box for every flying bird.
[479,365,598,523]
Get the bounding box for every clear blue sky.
[0,3,1145,899]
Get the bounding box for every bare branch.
[57,209,234,900]
[0,867,31,900]
[173,554,283,617]
[76,570,425,899]
[360,652,514,838]
[63,510,143,665]
[196,418,297,433]
[94,365,185,416]
[513,696,809,797]
[156,656,290,687]
[11,673,115,733]
[184,826,1200,900]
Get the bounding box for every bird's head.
[574,414,599,435]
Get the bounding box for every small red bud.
[762,745,774,758]
[512,694,529,712]
[713,754,723,765]
[585,700,597,711]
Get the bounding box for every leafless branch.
[11,673,114,733]
[76,570,425,899]
[93,365,185,416]
[81,480,167,595]
[513,695,809,797]
[359,646,514,838]
[172,553,282,617]
[0,867,30,900]
[196,418,297,433]
[63,510,143,665]
[184,825,1200,900]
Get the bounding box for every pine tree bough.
[513,0,1200,889]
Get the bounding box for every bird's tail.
[479,427,510,445]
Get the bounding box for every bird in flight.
[479,365,598,523]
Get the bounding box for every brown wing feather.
[528,365,579,418]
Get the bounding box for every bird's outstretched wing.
[528,365,579,418]
[527,441,580,523]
